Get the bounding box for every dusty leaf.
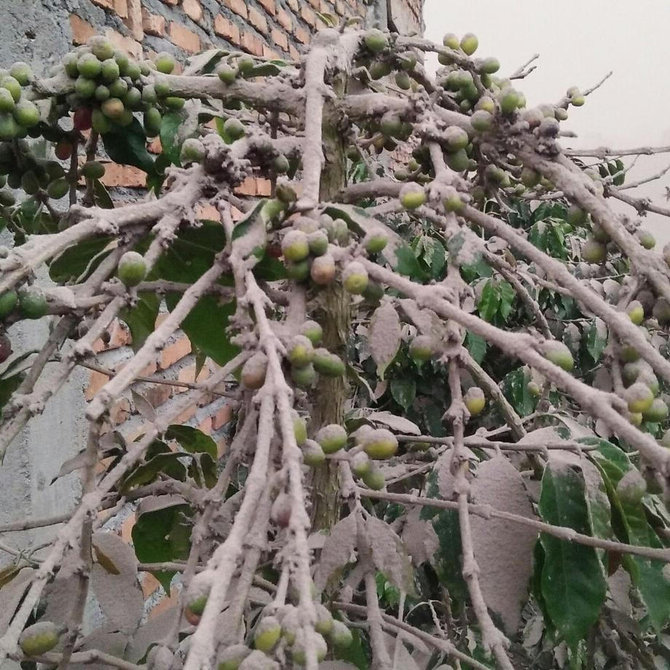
[366,515,414,594]
[314,513,357,591]
[51,449,88,483]
[0,568,33,636]
[401,507,439,566]
[127,606,180,663]
[470,455,537,634]
[91,531,144,633]
[368,410,420,435]
[368,302,401,379]
[131,389,156,423]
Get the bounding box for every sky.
[423,0,670,240]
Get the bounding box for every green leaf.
[102,118,154,175]
[538,463,607,646]
[584,318,608,364]
[477,279,499,322]
[0,372,23,412]
[394,244,428,280]
[49,237,113,283]
[159,111,185,166]
[119,293,160,351]
[188,452,217,488]
[93,180,114,209]
[502,367,536,416]
[166,425,217,458]
[231,200,265,242]
[498,280,516,321]
[132,499,192,592]
[465,332,487,364]
[165,294,239,366]
[390,378,416,411]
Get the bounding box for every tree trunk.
[310,107,350,532]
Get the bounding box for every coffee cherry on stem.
[0,290,18,320]
[625,382,654,414]
[300,320,323,345]
[117,251,147,287]
[292,411,308,446]
[409,334,434,362]
[463,386,486,417]
[313,349,345,377]
[281,229,310,262]
[399,182,426,210]
[310,253,336,286]
[626,300,645,326]
[343,261,369,295]
[287,335,314,368]
[302,439,326,466]
[364,29,389,54]
[362,428,398,459]
[543,341,574,371]
[241,352,268,390]
[18,289,48,319]
[316,424,348,454]
[253,616,281,652]
[19,622,60,656]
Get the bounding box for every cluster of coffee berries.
[182,573,353,668]
[287,321,345,390]
[57,37,182,138]
[0,62,39,141]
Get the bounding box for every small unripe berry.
[302,439,326,466]
[282,229,310,262]
[180,138,205,165]
[0,290,18,319]
[155,52,176,74]
[18,289,48,319]
[616,469,647,505]
[300,320,323,345]
[643,397,668,423]
[19,622,60,656]
[364,29,389,54]
[409,335,434,362]
[543,341,574,372]
[292,411,308,446]
[637,229,656,249]
[361,464,385,490]
[329,620,354,648]
[253,616,281,652]
[626,300,645,326]
[582,238,607,264]
[625,382,654,414]
[216,645,251,670]
[81,160,105,180]
[350,451,371,477]
[399,182,426,210]
[460,32,479,55]
[288,334,314,367]
[241,352,268,390]
[362,428,398,460]
[463,386,486,417]
[310,253,336,285]
[307,229,329,256]
[117,251,147,287]
[364,230,388,254]
[343,261,369,295]
[313,349,346,377]
[291,362,317,388]
[222,117,245,142]
[316,424,348,454]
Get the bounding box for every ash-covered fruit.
[291,631,328,665]
[443,126,469,152]
[314,603,333,635]
[9,61,32,86]
[222,117,245,142]
[637,229,656,249]
[300,320,323,346]
[19,621,60,656]
[0,290,18,319]
[217,65,238,85]
[253,616,281,652]
[364,29,388,54]
[582,238,607,264]
[292,411,308,446]
[101,97,125,120]
[302,439,326,466]
[343,261,369,295]
[164,96,185,111]
[399,182,426,210]
[0,333,11,363]
[180,138,205,165]
[313,349,345,377]
[241,352,268,390]
[154,52,175,74]
[446,148,469,172]
[362,465,386,489]
[14,101,39,128]
[520,167,540,188]
[1,76,21,103]
[410,334,434,362]
[460,32,479,55]
[19,289,48,319]
[543,341,574,371]
[625,382,654,414]
[144,107,162,137]
[470,109,493,133]
[146,645,174,670]
[117,251,147,287]
[217,645,251,670]
[316,424,347,454]
[643,397,668,422]
[329,620,354,649]
[616,469,647,505]
[288,334,314,367]
[362,428,398,460]
[479,56,500,74]
[464,386,486,417]
[291,362,317,388]
[310,253,336,286]
[364,231,388,254]
[282,230,310,262]
[307,230,329,256]
[286,259,310,282]
[500,89,521,115]
[350,451,371,477]
[626,300,645,326]
[0,89,14,113]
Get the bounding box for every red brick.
[105,28,142,58]
[307,0,320,8]
[300,5,317,26]
[142,9,166,36]
[182,0,203,23]
[271,28,288,51]
[248,6,269,34]
[286,0,299,11]
[223,0,248,19]
[259,0,277,14]
[295,25,310,45]
[240,30,264,56]
[335,0,346,14]
[236,177,271,197]
[69,14,96,45]
[276,8,292,31]
[170,21,201,52]
[289,44,301,60]
[144,383,173,408]
[160,336,192,369]
[91,0,115,10]
[86,370,110,400]
[100,163,146,188]
[212,404,233,431]
[124,0,144,40]
[214,15,240,44]
[198,416,213,434]
[262,44,281,59]
[161,0,178,5]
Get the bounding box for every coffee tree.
[1,17,670,670]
